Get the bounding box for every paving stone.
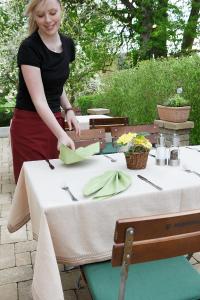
[1,203,12,211]
[0,194,11,204]
[31,251,36,266]
[193,263,200,273]
[61,269,84,290]
[0,283,18,300]
[58,264,64,272]
[2,183,15,193]
[15,240,37,253]
[0,210,10,218]
[18,280,33,300]
[26,222,32,231]
[16,252,31,267]
[193,252,200,262]
[27,230,33,240]
[64,290,77,300]
[0,217,8,226]
[1,225,27,244]
[0,244,15,270]
[76,287,92,300]
[0,265,33,285]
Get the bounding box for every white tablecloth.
[76,114,110,130]
[7,147,200,300]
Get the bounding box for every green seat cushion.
[83,256,200,300]
[101,142,117,154]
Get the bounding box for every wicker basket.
[125,151,149,169]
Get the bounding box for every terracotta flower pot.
[125,151,149,169]
[157,105,191,123]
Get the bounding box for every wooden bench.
[66,128,106,150]
[89,117,129,132]
[83,210,200,300]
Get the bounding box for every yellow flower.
[116,132,152,153]
[116,132,136,145]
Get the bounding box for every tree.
[181,0,200,51]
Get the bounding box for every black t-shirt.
[16,31,75,112]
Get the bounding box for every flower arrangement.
[116,132,152,155]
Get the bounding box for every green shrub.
[0,107,14,126]
[74,94,104,115]
[96,55,200,144]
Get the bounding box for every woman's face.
[34,0,61,36]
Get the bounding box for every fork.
[184,169,200,177]
[62,186,78,201]
[45,159,55,170]
[103,154,117,162]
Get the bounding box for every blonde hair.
[25,0,61,35]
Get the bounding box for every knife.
[186,146,200,152]
[137,175,163,191]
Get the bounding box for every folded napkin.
[83,170,132,199]
[59,142,100,164]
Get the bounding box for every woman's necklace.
[38,31,62,53]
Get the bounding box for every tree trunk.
[182,0,200,51]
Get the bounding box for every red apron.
[10,108,64,183]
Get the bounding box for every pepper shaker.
[168,133,180,166]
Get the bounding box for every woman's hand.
[57,132,75,151]
[66,110,81,135]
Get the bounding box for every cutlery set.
[51,146,200,198]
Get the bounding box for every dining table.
[7,146,200,300]
[76,114,110,130]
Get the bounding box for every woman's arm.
[21,65,75,150]
[60,89,80,135]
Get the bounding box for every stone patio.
[1,137,200,300]
[0,137,91,300]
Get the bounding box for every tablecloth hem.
[7,213,30,233]
[56,251,111,265]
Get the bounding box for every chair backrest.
[111,124,159,145]
[66,128,106,150]
[112,210,200,267]
[89,117,129,132]
[111,210,200,300]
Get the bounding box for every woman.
[10,0,80,183]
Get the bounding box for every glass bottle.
[168,133,180,166]
[156,133,167,166]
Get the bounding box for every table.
[76,114,110,130]
[87,108,110,115]
[7,147,200,300]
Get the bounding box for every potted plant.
[116,133,152,169]
[157,94,191,123]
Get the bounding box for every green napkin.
[59,142,100,164]
[83,170,132,199]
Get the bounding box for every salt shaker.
[168,133,180,166]
[156,133,167,166]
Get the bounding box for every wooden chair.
[89,117,129,132]
[66,128,105,151]
[82,210,200,300]
[111,124,159,145]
